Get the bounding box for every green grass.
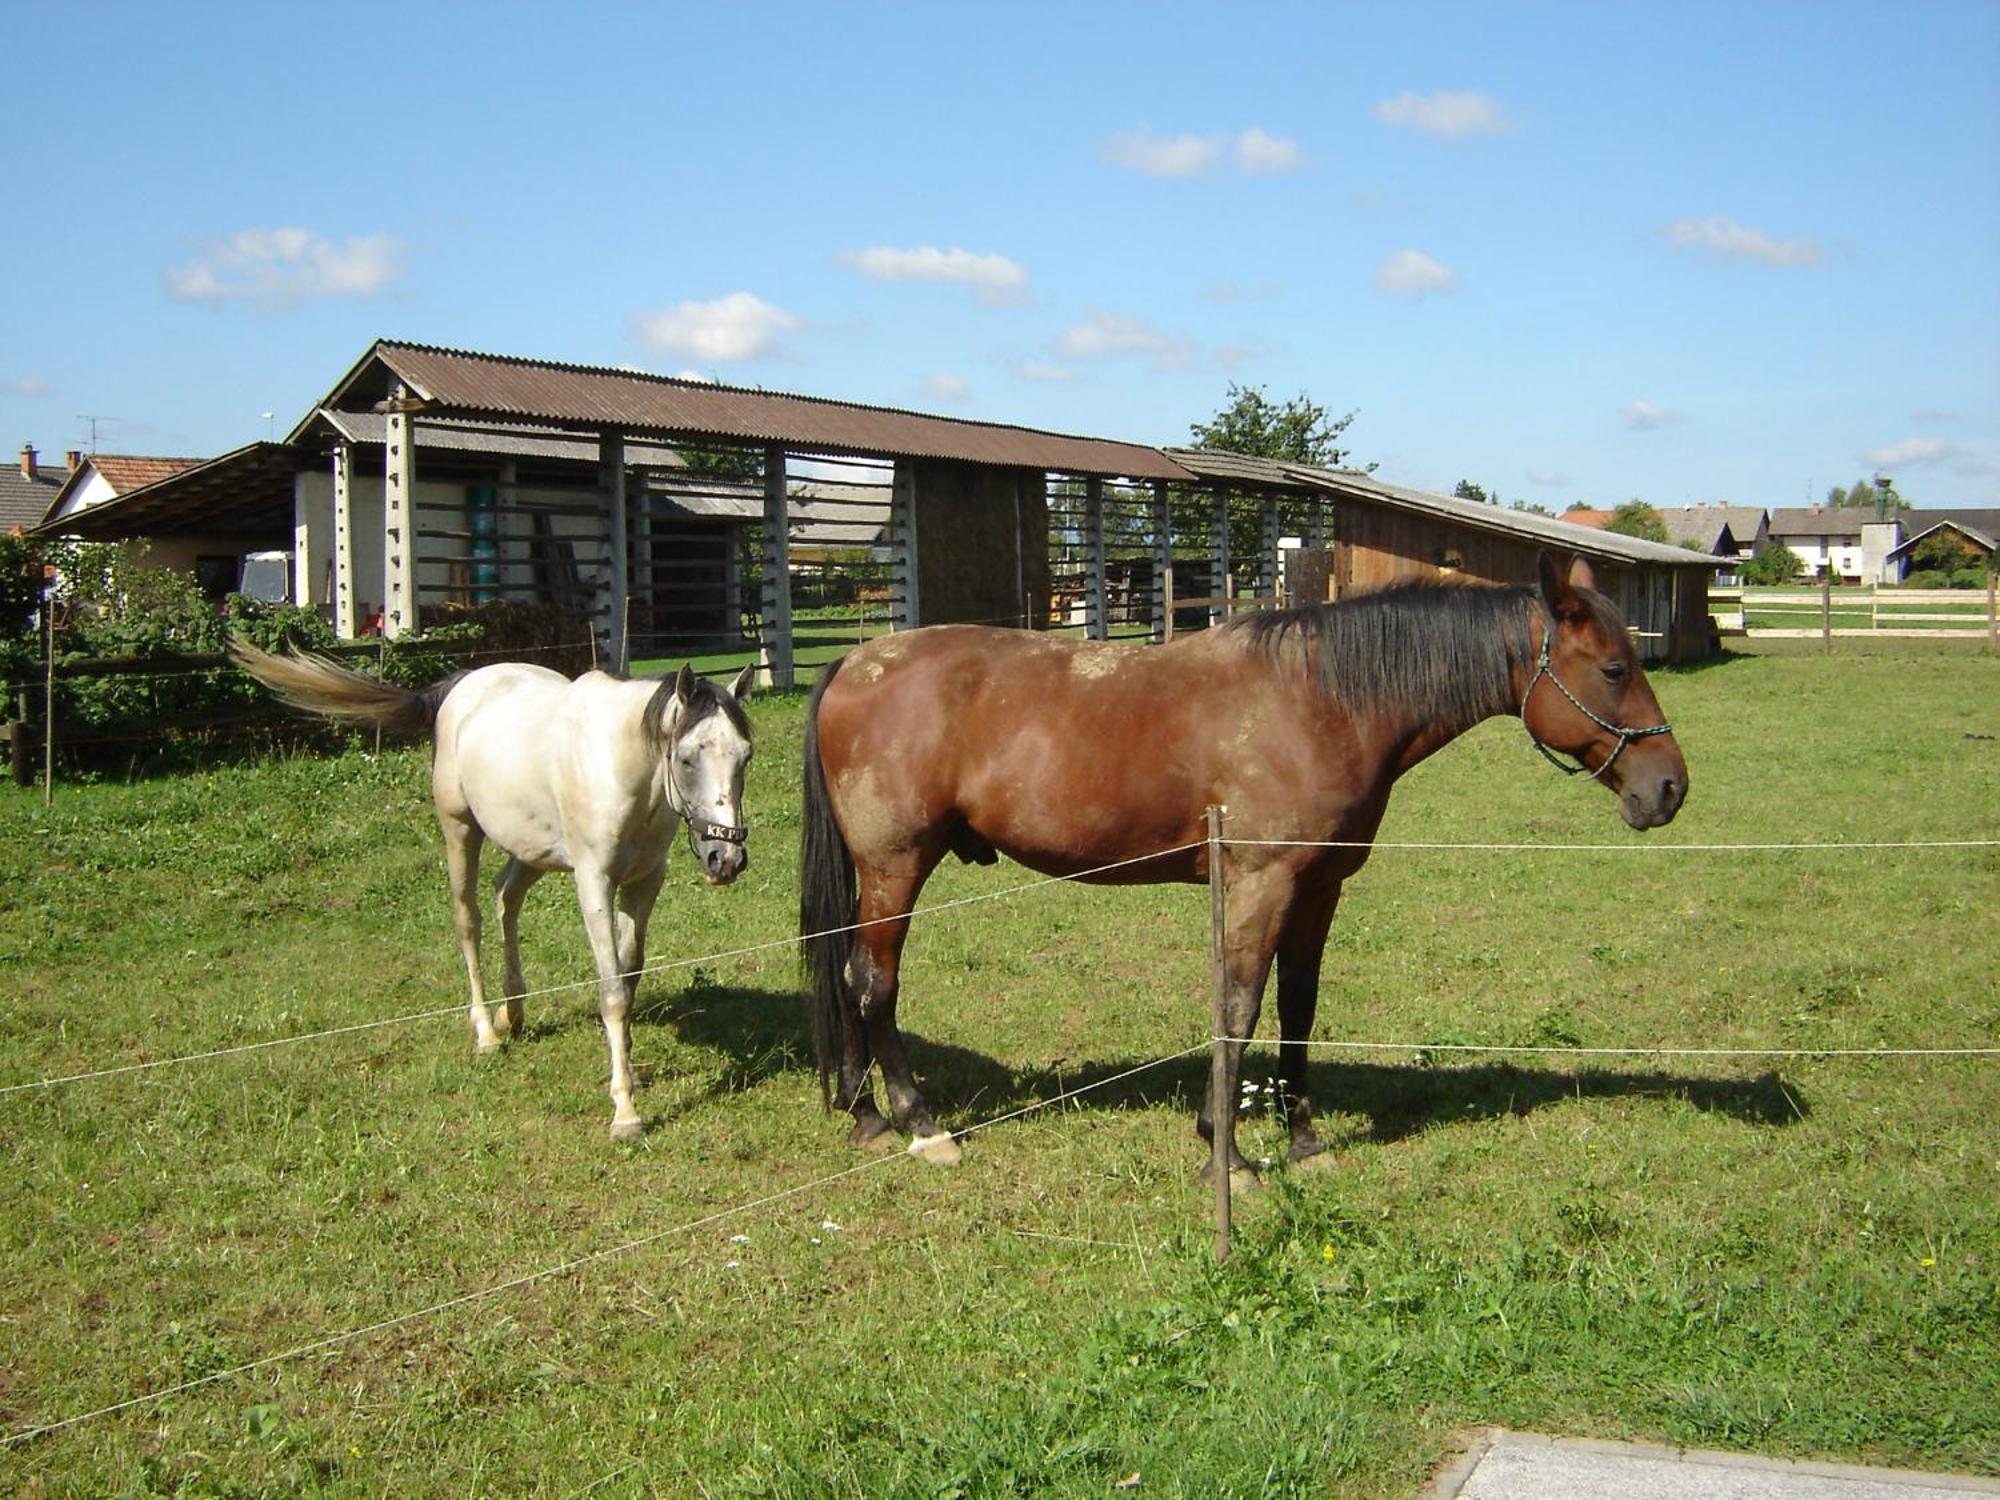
[1,644,1996,1496]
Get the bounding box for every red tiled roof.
[1560,508,1612,528]
[89,455,202,494]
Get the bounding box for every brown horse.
[799,554,1687,1177]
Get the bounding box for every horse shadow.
[633,979,1807,1141]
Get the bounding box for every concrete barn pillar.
[332,440,359,637]
[1211,488,1232,626]
[759,446,794,690]
[890,460,921,631]
[1084,476,1107,641]
[1151,479,1172,644]
[382,393,418,639]
[1261,494,1282,604]
[291,466,327,611]
[600,431,629,671]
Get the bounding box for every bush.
[1902,570,1950,590]
[1949,568,1989,590]
[1741,544,1804,586]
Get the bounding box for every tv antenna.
[75,414,119,454]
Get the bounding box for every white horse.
[231,641,756,1138]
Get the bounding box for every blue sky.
[4,0,1996,506]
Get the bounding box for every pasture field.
[2,642,1996,1497]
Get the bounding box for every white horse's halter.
[662,714,749,851]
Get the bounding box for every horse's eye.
[1602,663,1628,684]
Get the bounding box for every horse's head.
[660,663,757,884]
[1523,554,1688,830]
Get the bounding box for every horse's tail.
[229,638,453,738]
[800,653,856,1110]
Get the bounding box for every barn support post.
[382,392,418,640]
[331,440,358,638]
[1261,494,1282,605]
[1150,480,1172,644]
[1211,488,1232,628]
[1988,571,1996,648]
[495,459,518,615]
[600,431,629,672]
[1820,573,1832,652]
[1083,477,1107,641]
[760,445,795,690]
[291,468,325,615]
[889,460,920,633]
[1206,803,1232,1262]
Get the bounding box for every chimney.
[65,449,81,472]
[19,444,35,481]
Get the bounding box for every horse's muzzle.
[700,836,748,885]
[1620,771,1687,830]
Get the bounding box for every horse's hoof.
[475,1037,504,1055]
[907,1132,963,1167]
[1228,1166,1265,1197]
[849,1116,897,1151]
[1290,1147,1339,1174]
[609,1118,644,1142]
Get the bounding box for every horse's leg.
[574,865,643,1140]
[614,862,667,1025]
[441,815,501,1053]
[851,862,959,1165]
[493,857,545,1039]
[1196,864,1291,1186]
[1274,879,1342,1165]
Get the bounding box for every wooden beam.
[760,446,794,690]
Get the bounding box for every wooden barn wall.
[1332,496,1713,662]
[911,460,1050,628]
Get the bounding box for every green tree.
[1189,384,1370,471]
[1453,479,1493,504]
[1907,528,1981,576]
[1827,477,1908,513]
[1605,500,1669,543]
[1187,385,1373,578]
[1741,542,1804,585]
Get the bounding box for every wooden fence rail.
[1710,581,1998,646]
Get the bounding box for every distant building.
[1,444,72,532]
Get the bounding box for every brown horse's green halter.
[1521,630,1674,781]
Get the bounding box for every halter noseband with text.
[1521,622,1673,781]
[663,704,749,855]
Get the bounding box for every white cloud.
[1051,310,1197,369]
[1858,435,1993,477]
[836,245,1028,303]
[1374,249,1458,297]
[1373,90,1512,139]
[3,375,52,397]
[165,227,407,308]
[1664,215,1825,268]
[671,369,718,384]
[1526,468,1571,488]
[631,292,801,362]
[923,373,971,405]
[1012,360,1078,383]
[1623,399,1683,430]
[1102,127,1307,179]
[1235,129,1309,174]
[1200,280,1279,305]
[1103,128,1220,178]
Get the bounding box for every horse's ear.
[729,662,756,702]
[1539,552,1588,623]
[1567,554,1599,594]
[674,664,694,706]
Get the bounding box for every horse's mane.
[640,674,752,750]
[1230,579,1558,729]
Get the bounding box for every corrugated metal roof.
[1282,465,1726,569]
[308,410,690,468]
[309,340,1194,482]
